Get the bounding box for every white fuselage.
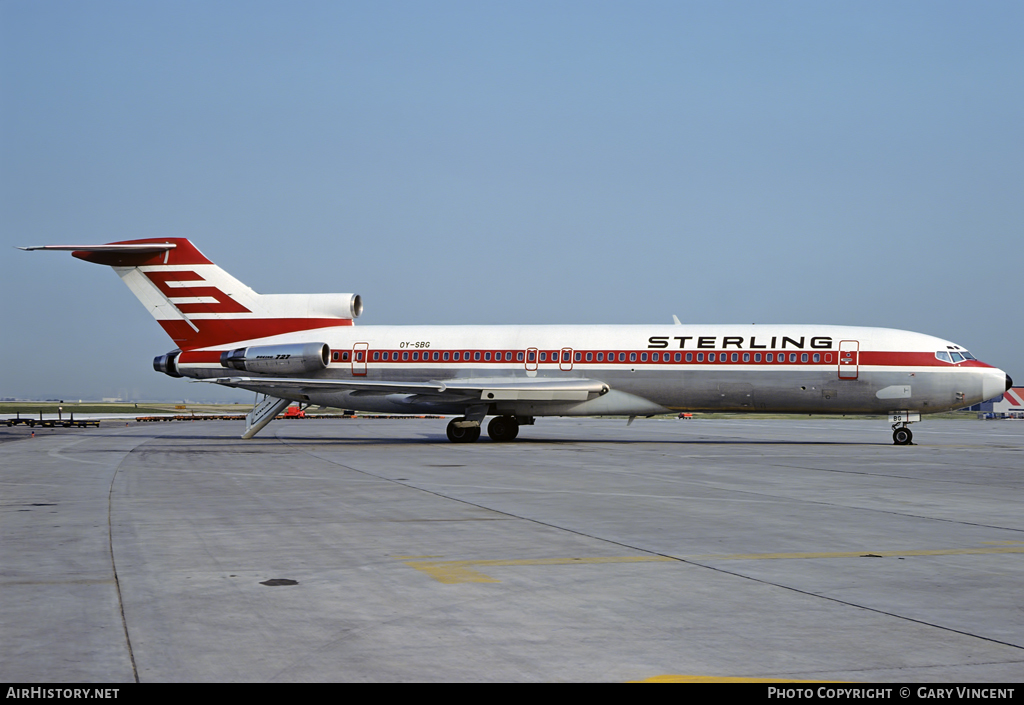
[176,323,1008,418]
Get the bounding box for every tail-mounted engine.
[220,342,330,375]
[153,350,182,378]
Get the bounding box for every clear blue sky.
[2,1,1021,401]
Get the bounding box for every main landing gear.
[446,418,481,443]
[892,424,914,446]
[446,415,526,443]
[486,415,519,442]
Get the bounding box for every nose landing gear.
[892,424,914,445]
[889,411,919,446]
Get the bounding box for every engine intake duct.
[220,342,330,375]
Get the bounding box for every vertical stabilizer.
[21,238,362,349]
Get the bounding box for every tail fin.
[21,238,361,349]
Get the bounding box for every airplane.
[21,238,1012,445]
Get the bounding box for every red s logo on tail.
[144,271,251,314]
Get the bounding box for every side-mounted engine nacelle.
[153,350,182,378]
[220,342,330,375]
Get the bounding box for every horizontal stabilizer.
[19,243,176,252]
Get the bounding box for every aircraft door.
[352,342,368,376]
[525,348,538,371]
[838,340,859,380]
[560,348,574,371]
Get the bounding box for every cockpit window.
[961,350,976,360]
[950,351,965,363]
[935,351,952,363]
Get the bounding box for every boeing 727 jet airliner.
[22,239,1011,444]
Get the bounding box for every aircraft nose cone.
[1008,374,1014,392]
[982,368,1009,403]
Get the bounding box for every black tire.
[487,416,520,442]
[447,418,481,443]
[893,427,913,445]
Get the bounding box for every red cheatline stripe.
[178,346,998,368]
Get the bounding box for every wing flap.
[201,376,609,401]
[203,377,446,395]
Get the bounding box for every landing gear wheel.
[487,415,520,442]
[892,427,913,445]
[446,418,481,443]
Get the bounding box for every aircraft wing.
[202,376,609,402]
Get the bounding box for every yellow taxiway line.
[399,542,1024,584]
